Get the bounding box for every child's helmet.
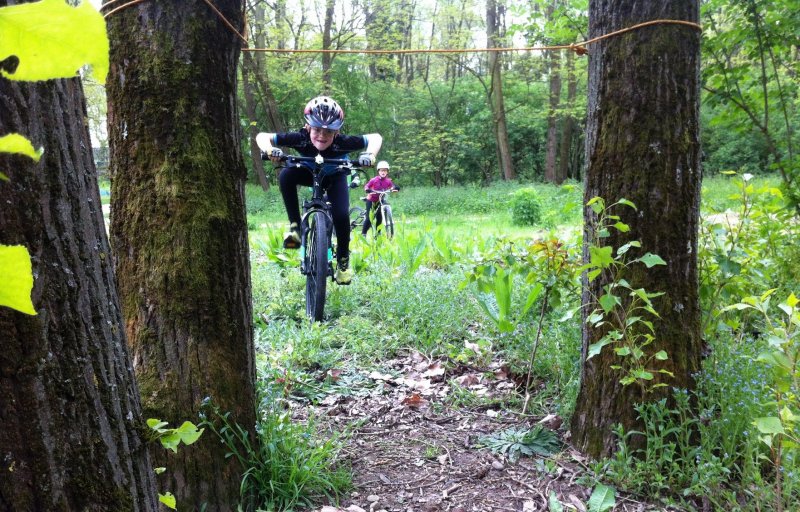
[376,161,390,170]
[304,96,345,130]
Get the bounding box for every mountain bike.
[278,154,361,321]
[349,188,397,238]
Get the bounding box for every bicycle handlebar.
[279,155,361,168]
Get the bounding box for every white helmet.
[376,161,390,170]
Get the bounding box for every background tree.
[0,74,158,511]
[570,1,703,457]
[105,1,256,509]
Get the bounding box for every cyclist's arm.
[363,133,383,161]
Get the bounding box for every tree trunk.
[545,48,562,183]
[322,0,335,90]
[242,56,270,191]
[0,75,158,510]
[559,50,578,181]
[570,0,702,459]
[106,1,256,509]
[486,0,515,180]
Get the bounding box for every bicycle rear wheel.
[305,213,329,321]
[382,205,394,239]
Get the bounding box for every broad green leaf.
[754,417,784,435]
[590,246,614,268]
[612,221,630,232]
[0,244,36,315]
[785,293,798,308]
[588,483,616,512]
[160,432,181,453]
[159,492,176,510]
[549,492,564,512]
[521,282,544,318]
[616,198,637,210]
[598,293,620,313]
[0,0,109,81]
[638,253,667,268]
[654,350,669,360]
[587,338,614,359]
[176,421,204,446]
[0,171,8,181]
[0,133,42,161]
[632,369,654,381]
[146,418,169,431]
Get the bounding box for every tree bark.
[242,55,270,191]
[486,0,515,180]
[322,0,335,90]
[544,48,562,183]
[559,50,578,181]
[570,0,703,459]
[0,73,158,510]
[106,1,256,509]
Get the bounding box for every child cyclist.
[256,96,382,285]
[361,160,399,236]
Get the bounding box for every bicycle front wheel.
[305,213,329,321]
[383,205,394,239]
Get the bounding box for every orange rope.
[102,1,700,58]
[242,19,701,56]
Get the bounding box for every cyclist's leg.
[361,199,374,235]
[278,167,312,247]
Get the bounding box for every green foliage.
[511,188,543,226]
[0,245,36,315]
[146,418,204,510]
[587,483,616,512]
[478,426,562,463]
[200,395,351,511]
[0,133,42,161]
[582,197,671,390]
[0,0,108,82]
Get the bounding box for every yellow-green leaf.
[0,0,109,82]
[0,244,36,315]
[158,492,176,510]
[0,133,43,161]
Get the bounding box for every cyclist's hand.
[269,148,284,163]
[358,152,375,167]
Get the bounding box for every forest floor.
[292,350,681,512]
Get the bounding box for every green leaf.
[588,483,616,512]
[0,244,36,315]
[754,417,785,435]
[0,0,109,81]
[654,350,669,360]
[616,198,637,210]
[0,133,42,161]
[599,293,620,313]
[549,492,564,512]
[590,246,614,269]
[160,432,181,453]
[638,253,667,268]
[0,171,8,181]
[159,492,177,510]
[588,338,614,359]
[176,421,204,446]
[632,370,654,381]
[521,282,544,318]
[612,222,630,232]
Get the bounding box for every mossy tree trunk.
[570,0,703,459]
[487,0,515,181]
[105,1,256,509]
[0,74,158,510]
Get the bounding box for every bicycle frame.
[279,154,359,321]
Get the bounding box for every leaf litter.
[285,349,679,512]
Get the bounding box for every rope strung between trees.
[101,0,702,57]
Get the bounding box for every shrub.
[511,188,542,226]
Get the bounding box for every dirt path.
[292,351,676,512]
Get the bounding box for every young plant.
[146,418,204,510]
[722,290,799,512]
[478,425,562,463]
[583,197,672,391]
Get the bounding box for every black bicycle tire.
[305,213,328,321]
[349,206,366,232]
[384,205,394,239]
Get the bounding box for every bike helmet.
[376,161,390,170]
[304,96,345,130]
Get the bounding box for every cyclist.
[256,96,382,285]
[361,160,399,236]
